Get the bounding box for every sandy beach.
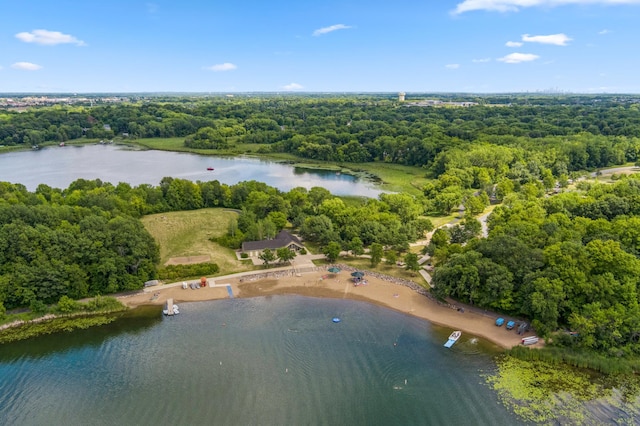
[120,269,535,349]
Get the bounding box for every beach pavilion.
[241,230,305,258]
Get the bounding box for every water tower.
[398,92,405,102]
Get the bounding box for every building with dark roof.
[241,230,305,257]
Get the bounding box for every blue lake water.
[0,144,384,197]
[0,296,520,426]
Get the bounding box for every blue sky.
[1,0,640,93]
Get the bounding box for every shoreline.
[120,269,535,349]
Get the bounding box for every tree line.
[3,97,640,173]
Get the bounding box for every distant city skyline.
[2,0,640,93]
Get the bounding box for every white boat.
[444,330,462,348]
[163,304,180,316]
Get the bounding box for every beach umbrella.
[328,267,341,274]
[350,271,365,278]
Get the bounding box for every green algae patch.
[486,356,640,424]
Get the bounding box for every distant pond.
[0,144,384,197]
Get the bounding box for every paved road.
[590,165,639,177]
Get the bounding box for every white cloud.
[11,62,43,71]
[506,41,523,47]
[472,58,491,62]
[497,53,540,63]
[522,33,572,46]
[454,0,640,14]
[282,82,304,90]
[313,24,352,36]
[15,29,85,46]
[445,63,460,69]
[204,63,237,72]
[598,29,611,35]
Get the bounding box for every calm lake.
[0,144,384,197]
[0,296,520,426]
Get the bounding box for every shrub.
[157,262,220,281]
[57,296,80,313]
[84,296,124,312]
[30,299,48,314]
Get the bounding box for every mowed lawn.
[141,208,255,275]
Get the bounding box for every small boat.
[207,167,214,171]
[332,317,341,323]
[444,330,461,348]
[163,305,180,315]
[163,299,180,316]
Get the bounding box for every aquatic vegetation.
[0,315,118,344]
[487,356,640,424]
[0,296,127,344]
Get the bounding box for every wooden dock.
[166,298,174,316]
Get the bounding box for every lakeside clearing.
[141,208,254,274]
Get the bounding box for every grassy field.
[141,208,255,276]
[341,162,429,196]
[426,214,458,228]
[134,137,254,157]
[135,137,220,154]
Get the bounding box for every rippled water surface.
[0,296,519,426]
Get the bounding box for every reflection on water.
[0,306,162,362]
[0,144,384,197]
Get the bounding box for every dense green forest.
[3,96,640,174]
[432,177,640,356]
[0,182,159,310]
[2,95,640,364]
